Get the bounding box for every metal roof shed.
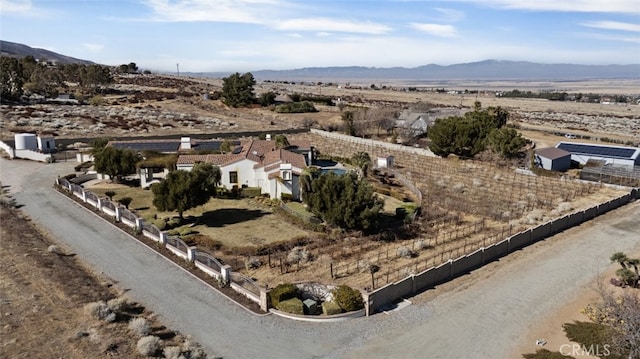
[535,147,571,171]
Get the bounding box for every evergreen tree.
[303,172,382,231]
[487,127,527,158]
[221,72,256,107]
[93,146,140,182]
[152,163,221,220]
[428,105,512,158]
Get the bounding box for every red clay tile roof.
[176,140,308,169]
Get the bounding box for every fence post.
[97,198,103,211]
[159,231,168,246]
[221,264,232,284]
[260,288,269,312]
[187,246,197,263]
[135,217,143,231]
[114,206,121,222]
[81,190,87,203]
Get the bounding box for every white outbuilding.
[556,142,640,168]
[14,133,38,151]
[377,155,395,168]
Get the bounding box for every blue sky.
[1,0,639,72]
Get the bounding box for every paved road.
[2,158,639,358]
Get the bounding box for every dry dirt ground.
[1,75,638,146]
[0,204,211,359]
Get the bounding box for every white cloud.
[434,7,465,22]
[0,0,30,13]
[0,0,48,17]
[82,43,104,53]
[453,0,640,14]
[316,32,333,37]
[582,21,640,33]
[143,0,283,23]
[582,32,640,44]
[410,23,457,37]
[274,18,392,35]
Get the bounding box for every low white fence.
[55,177,268,311]
[14,149,52,162]
[0,141,15,159]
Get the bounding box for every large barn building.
[555,142,640,168]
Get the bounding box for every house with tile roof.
[176,139,312,200]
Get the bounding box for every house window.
[282,171,291,180]
[229,171,238,183]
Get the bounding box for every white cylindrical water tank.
[14,133,38,150]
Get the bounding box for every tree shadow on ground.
[196,208,268,227]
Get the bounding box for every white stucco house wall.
[176,139,311,200]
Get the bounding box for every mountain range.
[2,40,638,81]
[247,61,640,82]
[0,40,94,65]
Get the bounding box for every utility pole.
[176,63,180,76]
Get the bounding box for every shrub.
[274,101,317,113]
[89,95,106,106]
[181,339,208,359]
[287,246,310,264]
[397,246,414,258]
[107,296,130,313]
[332,285,364,312]
[240,187,262,198]
[152,218,167,230]
[163,346,182,359]
[83,301,115,322]
[245,256,262,270]
[180,228,196,237]
[277,298,304,314]
[280,193,294,202]
[414,239,428,251]
[47,245,62,254]
[322,301,343,315]
[136,335,161,356]
[128,317,151,336]
[269,283,300,308]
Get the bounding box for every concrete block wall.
[366,191,634,314]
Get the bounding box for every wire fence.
[121,208,137,222]
[230,272,261,297]
[279,202,322,224]
[195,252,223,273]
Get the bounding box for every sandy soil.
[513,248,640,358]
[0,203,210,358]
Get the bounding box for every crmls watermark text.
[559,344,611,357]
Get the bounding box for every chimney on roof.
[180,137,191,150]
[265,134,271,141]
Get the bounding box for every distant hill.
[0,40,94,65]
[190,60,640,82]
[249,60,640,82]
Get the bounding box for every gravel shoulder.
[2,158,638,359]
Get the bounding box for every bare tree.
[583,283,640,359]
